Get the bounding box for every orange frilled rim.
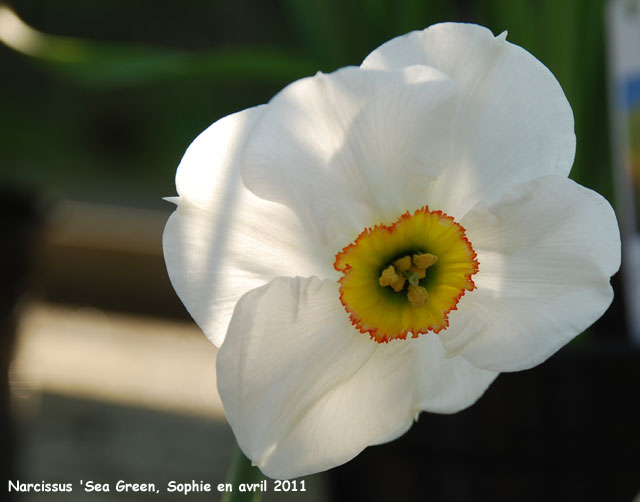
[334,206,479,343]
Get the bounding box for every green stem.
[221,443,265,502]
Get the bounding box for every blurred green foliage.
[0,0,612,207]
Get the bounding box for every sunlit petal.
[443,175,620,371]
[163,108,329,347]
[363,23,575,219]
[240,65,460,248]
[217,277,416,479]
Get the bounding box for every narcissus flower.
[163,23,620,479]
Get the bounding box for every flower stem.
[221,443,264,502]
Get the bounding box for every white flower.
[163,23,620,479]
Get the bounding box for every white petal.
[411,335,498,413]
[174,106,263,211]
[163,109,329,347]
[240,65,460,249]
[442,175,620,371]
[362,23,576,219]
[217,277,417,479]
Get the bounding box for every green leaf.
[0,5,319,87]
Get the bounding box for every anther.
[407,284,429,307]
[378,266,405,292]
[380,252,439,303]
[393,256,412,272]
[413,253,438,269]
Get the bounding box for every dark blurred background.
[0,0,638,501]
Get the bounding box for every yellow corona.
[334,206,479,342]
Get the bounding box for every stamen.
[393,256,412,272]
[413,253,438,269]
[409,264,427,280]
[378,265,405,292]
[407,284,428,307]
[378,251,439,305]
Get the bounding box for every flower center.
[334,206,479,343]
[378,252,438,307]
